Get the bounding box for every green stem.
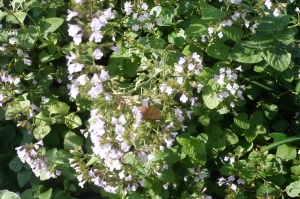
[262,135,300,152]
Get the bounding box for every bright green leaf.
[65,113,82,129]
[276,144,297,161]
[39,18,64,34]
[200,2,225,20]
[206,42,230,60]
[262,48,291,72]
[222,25,243,43]
[33,125,51,141]
[64,130,83,150]
[0,190,21,199]
[234,113,250,129]
[286,180,300,197]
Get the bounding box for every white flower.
[93,48,103,60]
[273,8,280,17]
[68,24,81,37]
[228,175,235,181]
[9,38,16,45]
[231,183,237,191]
[132,24,140,31]
[180,94,188,103]
[24,59,32,66]
[73,33,83,45]
[296,7,300,13]
[142,3,148,10]
[218,32,223,38]
[237,178,245,185]
[66,9,78,21]
[124,1,133,15]
[265,0,272,9]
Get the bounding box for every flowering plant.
[0,0,300,198]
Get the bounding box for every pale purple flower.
[124,1,133,15]
[68,24,81,37]
[141,3,148,10]
[67,9,78,21]
[93,48,103,60]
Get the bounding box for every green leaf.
[229,43,263,63]
[185,18,207,37]
[39,18,64,34]
[168,29,186,47]
[286,180,300,197]
[35,112,52,126]
[276,144,297,161]
[0,190,21,199]
[6,12,27,24]
[17,27,38,49]
[33,125,51,141]
[222,25,243,43]
[224,129,239,145]
[200,2,225,20]
[220,163,235,175]
[249,110,263,126]
[244,127,259,142]
[17,170,32,188]
[49,102,70,116]
[37,74,53,91]
[272,120,288,132]
[234,113,250,129]
[202,80,220,109]
[137,36,166,50]
[86,154,99,166]
[0,124,16,144]
[262,103,278,120]
[273,28,295,45]
[9,156,23,172]
[177,0,198,15]
[257,184,281,198]
[64,131,83,150]
[38,188,52,199]
[54,191,76,199]
[291,166,300,175]
[206,42,230,60]
[64,113,82,129]
[262,48,291,72]
[198,114,210,126]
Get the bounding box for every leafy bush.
[0,0,300,198]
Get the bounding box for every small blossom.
[180,94,188,103]
[93,48,103,60]
[231,183,237,191]
[273,8,280,17]
[237,178,245,185]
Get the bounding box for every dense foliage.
[0,0,300,198]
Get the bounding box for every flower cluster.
[218,175,245,191]
[213,66,245,108]
[124,1,162,32]
[15,141,61,179]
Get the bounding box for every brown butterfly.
[139,106,162,120]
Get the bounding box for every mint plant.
[0,0,300,198]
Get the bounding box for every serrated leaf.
[33,125,51,141]
[65,113,82,129]
[224,129,239,145]
[206,42,230,60]
[202,81,220,109]
[17,27,38,49]
[35,112,52,126]
[200,2,225,20]
[286,180,300,197]
[198,114,210,126]
[185,18,207,37]
[234,113,250,129]
[262,48,291,72]
[262,103,278,120]
[273,28,295,45]
[40,18,64,34]
[276,144,297,161]
[39,188,52,199]
[137,36,166,50]
[64,131,83,150]
[9,156,23,172]
[49,102,70,116]
[17,170,32,188]
[6,12,27,24]
[229,43,263,63]
[222,25,243,43]
[244,127,259,142]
